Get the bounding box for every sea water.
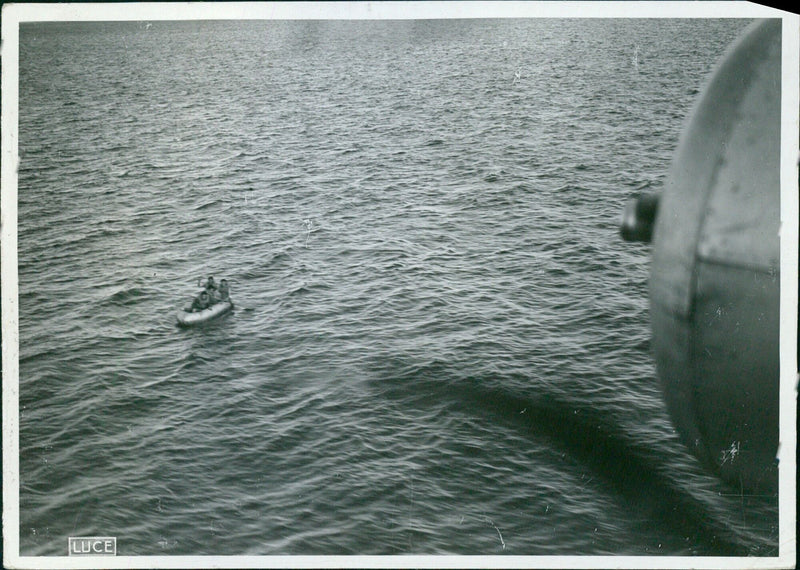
[16,18,778,556]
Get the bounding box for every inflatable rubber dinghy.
[176,300,234,327]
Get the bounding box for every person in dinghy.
[217,279,230,302]
[187,276,232,312]
[188,290,212,312]
[202,276,218,301]
[177,276,234,326]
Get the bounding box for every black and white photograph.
[2,2,797,568]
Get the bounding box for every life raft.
[176,299,233,327]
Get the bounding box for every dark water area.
[16,18,778,556]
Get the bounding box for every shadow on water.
[374,368,777,556]
[468,387,774,556]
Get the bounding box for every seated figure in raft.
[189,290,212,312]
[217,279,230,302]
[203,276,218,301]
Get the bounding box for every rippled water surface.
[17,18,778,557]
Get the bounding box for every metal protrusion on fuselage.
[620,193,660,243]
